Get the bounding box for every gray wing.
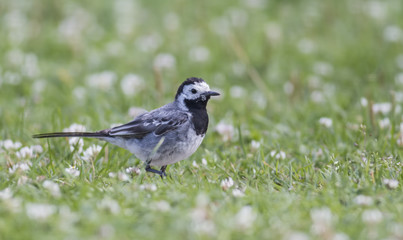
[109,109,189,138]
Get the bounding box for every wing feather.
[109,109,188,138]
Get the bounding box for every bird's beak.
[203,91,220,97]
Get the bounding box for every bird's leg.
[145,160,166,178]
[160,165,167,177]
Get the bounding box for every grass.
[1,0,403,239]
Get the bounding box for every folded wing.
[109,110,189,138]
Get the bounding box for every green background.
[0,0,402,239]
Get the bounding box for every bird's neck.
[184,99,209,136]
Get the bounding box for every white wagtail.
[33,77,220,177]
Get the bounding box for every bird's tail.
[32,131,108,139]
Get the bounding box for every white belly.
[150,129,205,166]
[105,128,205,167]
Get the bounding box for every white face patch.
[177,81,211,110]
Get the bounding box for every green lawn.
[1,0,402,239]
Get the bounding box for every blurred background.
[1,0,402,136]
[1,0,403,239]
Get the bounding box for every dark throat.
[184,98,209,136]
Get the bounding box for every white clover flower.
[153,53,176,69]
[383,25,402,42]
[189,46,210,62]
[43,180,61,198]
[18,175,29,185]
[58,205,80,232]
[209,17,230,37]
[98,198,120,215]
[270,150,286,159]
[114,0,136,36]
[354,195,373,206]
[396,92,403,103]
[4,10,28,43]
[58,9,90,40]
[395,73,403,84]
[313,62,333,76]
[202,158,208,166]
[243,0,267,9]
[152,200,171,212]
[308,75,322,88]
[372,102,391,114]
[108,172,116,178]
[140,183,157,191]
[366,1,387,20]
[362,209,383,224]
[190,194,215,235]
[395,105,401,114]
[283,82,295,95]
[250,140,261,151]
[383,179,399,189]
[22,53,40,78]
[286,232,309,240]
[234,206,256,229]
[360,97,368,107]
[232,189,245,198]
[26,203,56,220]
[69,137,84,153]
[310,207,333,235]
[6,49,24,66]
[72,86,86,100]
[99,224,115,239]
[105,41,124,56]
[297,38,315,54]
[264,22,283,42]
[65,166,80,177]
[118,171,130,181]
[16,146,33,159]
[3,72,22,85]
[251,91,267,109]
[333,233,350,240]
[85,71,117,91]
[136,33,162,52]
[379,118,390,129]
[163,12,179,31]
[125,167,141,175]
[1,139,22,150]
[120,74,144,96]
[192,161,199,168]
[397,55,403,69]
[311,91,325,103]
[229,86,246,98]
[63,123,86,133]
[82,144,102,162]
[30,145,43,153]
[191,212,216,235]
[227,8,248,27]
[215,122,235,142]
[9,162,32,174]
[220,177,234,191]
[0,188,13,200]
[319,117,333,128]
[311,208,332,224]
[232,62,246,76]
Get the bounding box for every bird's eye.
[191,89,197,94]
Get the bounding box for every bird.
[33,77,220,178]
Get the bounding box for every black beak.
[203,91,220,97]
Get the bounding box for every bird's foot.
[145,165,167,179]
[160,165,167,178]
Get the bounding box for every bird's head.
[175,77,220,110]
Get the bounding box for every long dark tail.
[32,131,108,139]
